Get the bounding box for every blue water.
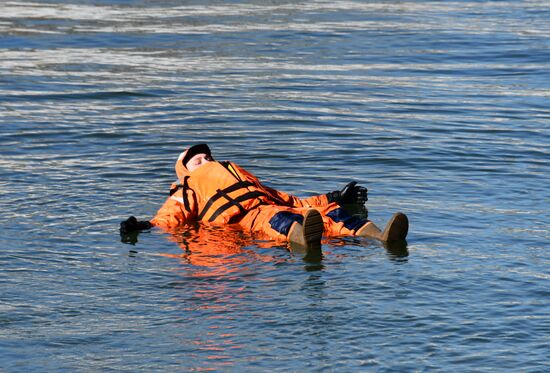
[1,1,549,371]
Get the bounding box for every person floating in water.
[120,143,409,250]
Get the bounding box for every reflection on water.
[123,202,376,271]
[157,225,279,275]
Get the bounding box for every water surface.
[1,1,549,371]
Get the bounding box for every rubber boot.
[287,209,324,248]
[355,221,383,240]
[356,212,409,242]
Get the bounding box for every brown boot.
[355,221,383,240]
[356,212,409,242]
[287,209,324,248]
[381,212,408,242]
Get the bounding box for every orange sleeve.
[150,188,197,230]
[296,193,331,207]
[262,184,330,207]
[234,163,330,208]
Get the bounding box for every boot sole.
[303,209,324,246]
[383,212,409,242]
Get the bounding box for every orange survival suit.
[151,151,369,241]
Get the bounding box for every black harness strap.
[170,176,192,212]
[197,180,254,220]
[171,162,272,222]
[208,190,267,222]
[169,184,180,196]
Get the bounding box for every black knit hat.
[181,143,212,168]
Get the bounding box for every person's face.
[186,153,212,172]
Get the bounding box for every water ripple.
[1,0,549,372]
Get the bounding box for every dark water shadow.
[383,240,409,262]
[287,241,324,271]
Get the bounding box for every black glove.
[120,216,152,234]
[326,181,368,205]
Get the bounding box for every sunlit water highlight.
[1,1,549,371]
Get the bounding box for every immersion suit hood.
[175,143,212,179]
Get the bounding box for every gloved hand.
[120,216,152,234]
[326,181,368,205]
